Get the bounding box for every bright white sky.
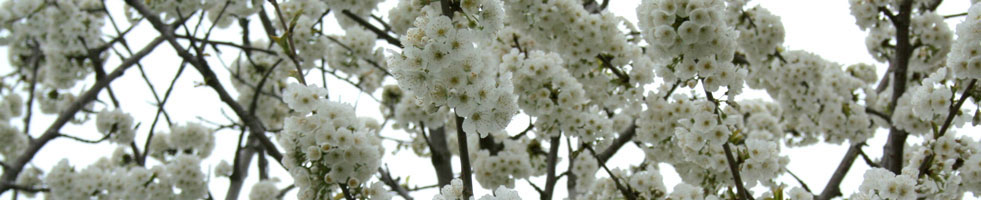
[1,0,979,199]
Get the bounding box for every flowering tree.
[0,0,980,199]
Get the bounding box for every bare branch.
[542,136,561,200]
[722,142,753,200]
[453,115,474,198]
[784,167,812,193]
[817,142,863,200]
[585,145,635,200]
[422,125,454,188]
[378,167,414,200]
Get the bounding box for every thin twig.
[378,167,414,200]
[340,10,403,48]
[784,167,812,193]
[722,143,753,200]
[816,142,863,200]
[585,145,635,200]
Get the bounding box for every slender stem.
[585,145,635,200]
[340,10,403,48]
[339,183,356,200]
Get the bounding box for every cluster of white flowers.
[326,27,387,93]
[363,182,395,200]
[1,0,104,90]
[891,68,971,135]
[504,0,647,112]
[727,3,785,65]
[204,0,262,28]
[476,186,521,200]
[639,0,744,93]
[849,0,887,30]
[506,50,613,142]
[230,45,292,130]
[865,24,896,63]
[278,83,384,199]
[628,167,668,199]
[571,152,599,191]
[749,51,874,145]
[472,136,544,189]
[45,154,209,199]
[249,179,280,200]
[0,93,22,120]
[147,123,216,161]
[387,0,428,35]
[949,3,981,79]
[961,153,981,194]
[96,109,137,145]
[636,93,693,161]
[852,168,917,200]
[389,6,518,137]
[908,12,952,73]
[669,183,721,200]
[739,139,786,188]
[0,122,26,163]
[136,0,202,21]
[433,179,466,200]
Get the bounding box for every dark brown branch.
[453,115,474,198]
[816,142,863,200]
[881,0,915,174]
[597,123,637,164]
[858,147,880,168]
[944,12,967,18]
[277,184,296,199]
[339,183,356,200]
[784,167,812,193]
[542,136,561,200]
[22,40,41,140]
[378,167,413,200]
[865,107,892,125]
[424,125,454,188]
[2,184,48,193]
[722,142,753,200]
[58,133,111,144]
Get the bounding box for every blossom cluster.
[1,0,104,90]
[892,70,959,134]
[388,6,518,137]
[505,50,613,142]
[638,0,744,93]
[503,0,648,112]
[851,168,917,200]
[45,153,209,199]
[749,51,874,145]
[95,109,137,145]
[727,3,786,65]
[204,0,262,28]
[949,3,981,79]
[433,178,522,200]
[147,123,217,161]
[472,135,545,189]
[278,83,384,199]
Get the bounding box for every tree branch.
[723,142,753,200]
[881,0,914,174]
[542,136,561,200]
[816,142,863,200]
[597,123,637,164]
[916,79,976,178]
[453,115,474,198]
[378,167,413,200]
[422,125,454,187]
